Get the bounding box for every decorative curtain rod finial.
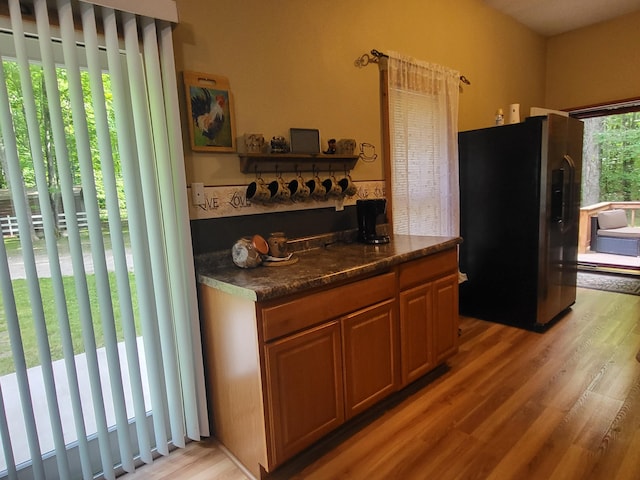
[371,49,388,59]
[354,53,374,68]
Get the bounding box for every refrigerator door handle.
[551,168,565,223]
[551,155,576,227]
[562,155,576,229]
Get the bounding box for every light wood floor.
[122,287,640,480]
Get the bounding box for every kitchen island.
[197,233,462,479]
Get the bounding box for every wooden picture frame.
[184,71,237,152]
[290,128,320,154]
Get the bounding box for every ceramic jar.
[232,236,264,268]
[267,232,289,258]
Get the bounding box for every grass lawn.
[0,235,140,376]
[0,272,140,376]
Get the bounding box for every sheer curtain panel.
[0,1,207,479]
[386,52,461,237]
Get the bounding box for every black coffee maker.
[356,199,390,244]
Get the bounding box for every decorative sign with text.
[187,181,386,219]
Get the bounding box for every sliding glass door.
[0,1,207,479]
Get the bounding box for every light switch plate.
[191,182,205,205]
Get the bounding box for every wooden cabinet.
[342,299,397,419]
[399,283,435,384]
[264,321,344,465]
[259,272,397,468]
[199,246,459,478]
[264,297,398,465]
[433,273,460,363]
[398,249,459,387]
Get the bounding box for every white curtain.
[387,51,460,236]
[0,1,207,479]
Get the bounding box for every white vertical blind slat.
[80,2,153,468]
[0,382,17,480]
[32,0,115,475]
[102,7,170,456]
[124,12,185,450]
[140,16,193,447]
[7,2,71,477]
[56,1,134,474]
[0,56,46,480]
[8,0,94,476]
[157,20,208,439]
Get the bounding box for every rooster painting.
[190,87,231,146]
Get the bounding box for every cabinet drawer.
[261,272,396,342]
[398,248,457,290]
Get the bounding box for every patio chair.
[590,209,640,257]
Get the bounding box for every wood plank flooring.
[121,287,640,480]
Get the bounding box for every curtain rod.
[356,49,471,86]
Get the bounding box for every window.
[384,52,461,237]
[576,109,640,206]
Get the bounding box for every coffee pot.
[356,199,390,244]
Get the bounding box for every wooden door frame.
[379,58,394,234]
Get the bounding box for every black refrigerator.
[458,114,583,331]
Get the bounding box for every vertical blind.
[0,1,207,479]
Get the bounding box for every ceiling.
[483,0,640,36]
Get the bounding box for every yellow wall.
[545,11,640,110]
[172,0,546,187]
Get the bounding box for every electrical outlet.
[191,183,205,205]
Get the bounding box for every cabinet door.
[399,283,434,386]
[264,321,344,466]
[433,273,459,364]
[342,300,397,420]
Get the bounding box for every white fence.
[1,212,88,237]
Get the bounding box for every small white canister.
[508,104,520,124]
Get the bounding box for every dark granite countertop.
[196,233,461,302]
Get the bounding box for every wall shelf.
[239,153,359,174]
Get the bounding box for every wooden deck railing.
[578,201,640,254]
[1,212,88,237]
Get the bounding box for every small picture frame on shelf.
[290,128,320,154]
[184,71,237,152]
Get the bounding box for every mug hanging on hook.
[307,166,326,200]
[289,168,310,201]
[323,170,342,199]
[246,171,270,203]
[268,170,291,202]
[338,170,357,197]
